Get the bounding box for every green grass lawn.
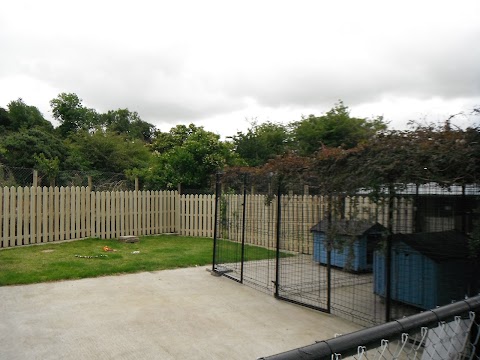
[0,235,280,286]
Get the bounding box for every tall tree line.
[1,94,478,191]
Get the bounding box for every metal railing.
[259,294,480,360]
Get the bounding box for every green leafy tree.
[101,109,156,142]
[150,124,199,154]
[0,107,12,132]
[0,128,68,169]
[0,142,7,166]
[50,93,99,136]
[34,153,60,186]
[128,118,156,143]
[68,131,152,173]
[5,99,53,132]
[292,101,387,156]
[145,124,239,190]
[230,121,292,166]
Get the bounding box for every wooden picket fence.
[0,187,186,248]
[1,186,414,249]
[179,194,216,238]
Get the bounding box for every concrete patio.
[0,266,362,360]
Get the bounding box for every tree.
[312,122,480,194]
[128,118,156,143]
[230,121,292,166]
[67,130,152,173]
[150,124,199,154]
[50,93,99,136]
[34,153,60,186]
[1,128,68,169]
[292,101,387,156]
[5,98,53,132]
[0,107,12,131]
[101,109,156,142]
[144,124,239,190]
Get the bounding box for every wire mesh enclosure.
[212,173,480,327]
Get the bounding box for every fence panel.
[0,187,185,248]
[23,187,31,245]
[179,194,216,238]
[4,188,11,246]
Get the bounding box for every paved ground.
[224,256,419,327]
[0,267,362,360]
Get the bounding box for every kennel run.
[212,174,480,327]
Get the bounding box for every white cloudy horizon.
[1,0,479,138]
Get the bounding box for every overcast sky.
[1,0,479,138]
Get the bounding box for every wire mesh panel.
[276,186,329,311]
[213,173,279,292]
[213,180,244,282]
[329,194,412,326]
[241,183,278,293]
[213,172,480,327]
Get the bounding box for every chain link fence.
[0,165,34,187]
[0,164,134,191]
[345,313,478,359]
[260,295,480,360]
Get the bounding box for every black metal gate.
[212,173,277,294]
[212,173,330,311]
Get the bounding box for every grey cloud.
[217,30,480,114]
[2,0,480,134]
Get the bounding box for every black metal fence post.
[326,193,332,313]
[240,174,247,283]
[385,190,394,322]
[212,173,222,272]
[275,176,282,298]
